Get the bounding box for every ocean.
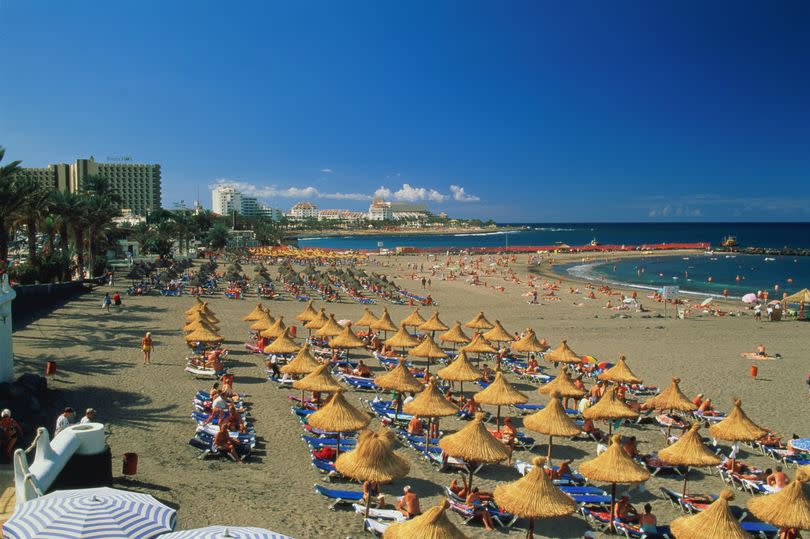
[300,222,810,298]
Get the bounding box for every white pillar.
[0,274,15,383]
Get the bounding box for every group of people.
[54,407,97,436]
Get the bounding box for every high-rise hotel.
[21,156,161,216]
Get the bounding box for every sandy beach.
[11,252,810,538]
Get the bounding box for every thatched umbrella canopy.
[512,329,546,361]
[709,399,768,443]
[304,308,328,333]
[185,298,204,316]
[494,456,577,539]
[461,333,498,355]
[185,309,218,326]
[578,434,651,533]
[385,324,420,351]
[242,303,265,322]
[263,328,300,355]
[184,326,223,343]
[260,316,287,339]
[371,308,398,335]
[281,343,320,375]
[404,380,458,454]
[440,323,472,352]
[644,377,697,439]
[439,412,510,490]
[384,499,468,539]
[329,323,366,361]
[524,391,580,461]
[474,371,528,429]
[409,334,448,374]
[293,364,342,393]
[437,351,482,397]
[401,308,426,328]
[183,319,219,334]
[582,385,639,436]
[659,424,722,496]
[419,312,449,333]
[747,469,810,535]
[296,300,318,323]
[483,320,514,345]
[354,308,378,328]
[315,314,344,339]
[598,355,642,385]
[308,390,371,457]
[544,340,581,364]
[250,311,276,332]
[197,302,218,322]
[375,359,424,394]
[671,489,753,539]
[465,311,494,330]
[538,367,586,400]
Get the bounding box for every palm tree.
[15,177,51,266]
[0,146,26,263]
[82,175,123,206]
[85,195,120,276]
[56,192,89,279]
[49,190,77,251]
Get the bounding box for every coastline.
[291,225,522,238]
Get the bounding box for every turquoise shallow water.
[559,254,810,299]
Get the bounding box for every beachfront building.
[367,199,393,221]
[317,209,368,223]
[289,201,319,220]
[389,202,430,221]
[212,185,282,220]
[20,157,161,216]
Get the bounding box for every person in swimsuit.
[141,332,153,365]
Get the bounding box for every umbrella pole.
[682,467,690,497]
[666,408,673,440]
[608,419,613,437]
[527,517,534,539]
[364,489,372,520]
[496,405,501,431]
[609,482,617,533]
[425,417,431,455]
[547,435,553,461]
[336,431,341,457]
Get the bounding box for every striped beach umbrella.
[159,526,293,539]
[4,487,176,539]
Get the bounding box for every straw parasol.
[644,377,697,439]
[439,412,510,490]
[375,359,424,420]
[185,310,219,326]
[329,322,366,360]
[709,399,768,443]
[582,386,639,436]
[538,367,586,400]
[524,391,580,462]
[195,302,218,323]
[307,390,371,457]
[783,288,810,304]
[315,314,344,339]
[461,333,497,356]
[242,303,265,322]
[747,468,810,535]
[336,428,410,520]
[260,316,287,339]
[494,456,577,538]
[296,300,318,323]
[671,489,753,539]
[598,355,642,385]
[512,329,546,362]
[354,308,378,328]
[474,370,528,430]
[483,320,514,345]
[250,311,276,332]
[440,322,471,347]
[403,380,458,454]
[408,334,448,374]
[263,328,300,355]
[401,308,426,328]
[293,363,342,394]
[659,424,722,496]
[437,350,482,397]
[183,319,219,334]
[465,311,494,330]
[544,340,581,364]
[185,298,204,316]
[419,312,449,333]
[384,499,468,539]
[304,308,328,333]
[281,343,320,375]
[578,434,651,533]
[385,323,419,351]
[184,326,222,343]
[371,308,398,336]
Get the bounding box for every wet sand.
[11,252,810,538]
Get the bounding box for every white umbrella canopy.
[4,487,176,539]
[159,526,293,539]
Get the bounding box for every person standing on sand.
[141,332,153,365]
[102,292,111,312]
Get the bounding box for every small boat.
[721,235,737,247]
[764,257,776,262]
[589,238,600,246]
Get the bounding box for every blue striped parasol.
[4,487,176,539]
[159,527,293,539]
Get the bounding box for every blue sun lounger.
[314,484,364,509]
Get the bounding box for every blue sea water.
[301,222,810,297]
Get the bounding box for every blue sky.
[2,1,809,221]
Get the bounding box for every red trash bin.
[45,360,57,376]
[290,326,297,337]
[123,453,138,475]
[749,365,758,379]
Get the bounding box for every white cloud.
[320,168,333,173]
[374,187,393,199]
[210,179,371,201]
[449,185,480,202]
[373,183,447,202]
